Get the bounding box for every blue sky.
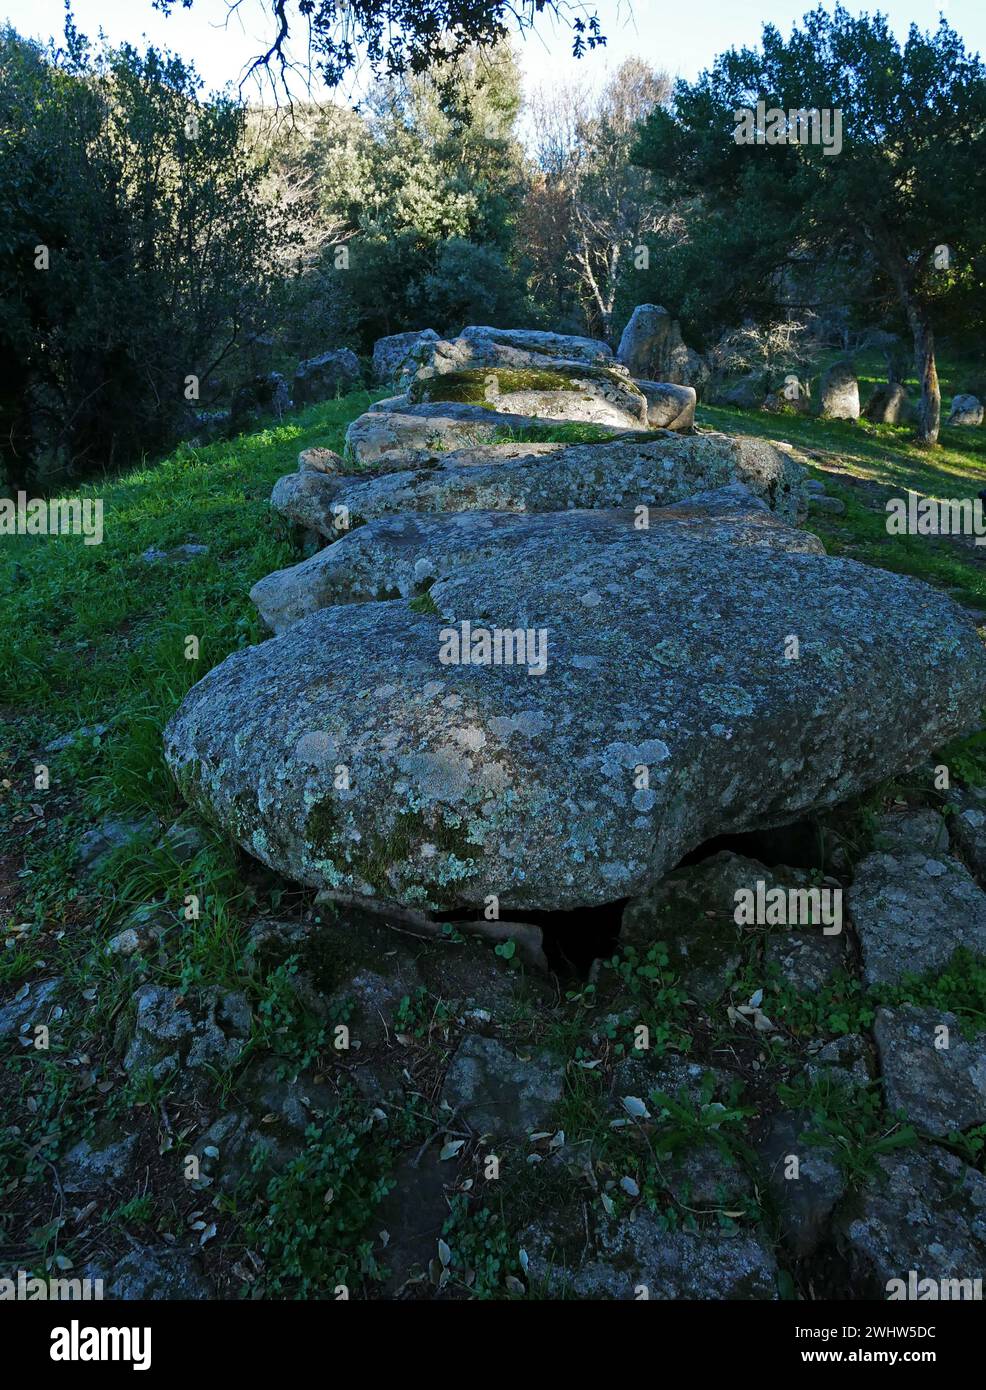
[2,0,983,102]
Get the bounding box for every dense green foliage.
[631,5,986,443]
[0,21,288,489]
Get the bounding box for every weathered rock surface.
[298,445,345,474]
[611,1054,736,1112]
[807,494,845,516]
[764,929,846,993]
[0,978,61,1040]
[77,818,153,873]
[946,787,986,884]
[190,1055,345,1191]
[409,325,614,386]
[122,985,251,1082]
[871,808,949,858]
[102,1246,211,1300]
[373,328,439,385]
[819,361,860,420]
[643,1071,755,1208]
[758,1109,846,1256]
[620,848,836,1000]
[522,1213,777,1299]
[441,1035,564,1137]
[166,498,986,914]
[293,348,362,406]
[61,1133,138,1193]
[279,431,809,537]
[406,364,648,429]
[616,305,709,393]
[848,850,986,985]
[344,404,635,464]
[805,1034,872,1088]
[835,1146,986,1298]
[946,393,983,427]
[874,1005,986,1136]
[157,820,207,863]
[252,491,821,633]
[634,379,696,429]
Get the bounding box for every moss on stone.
[305,796,481,906]
[306,796,340,857]
[408,365,639,407]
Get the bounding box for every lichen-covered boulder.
[668,344,711,394]
[276,431,809,537]
[251,490,823,634]
[819,360,860,420]
[835,1146,986,1298]
[344,404,638,464]
[634,380,696,429]
[616,307,708,395]
[458,325,613,364]
[372,328,439,385]
[406,365,648,429]
[946,393,983,427]
[410,326,614,384]
[165,500,986,914]
[618,304,677,376]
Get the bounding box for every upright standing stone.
[617,304,678,379]
[617,305,708,393]
[819,361,860,420]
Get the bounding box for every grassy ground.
[1,388,985,1297]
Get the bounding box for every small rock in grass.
[0,978,61,1040]
[141,544,209,564]
[77,819,153,873]
[808,495,846,515]
[105,928,142,958]
[61,1133,138,1193]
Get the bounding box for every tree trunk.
[908,305,940,446]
